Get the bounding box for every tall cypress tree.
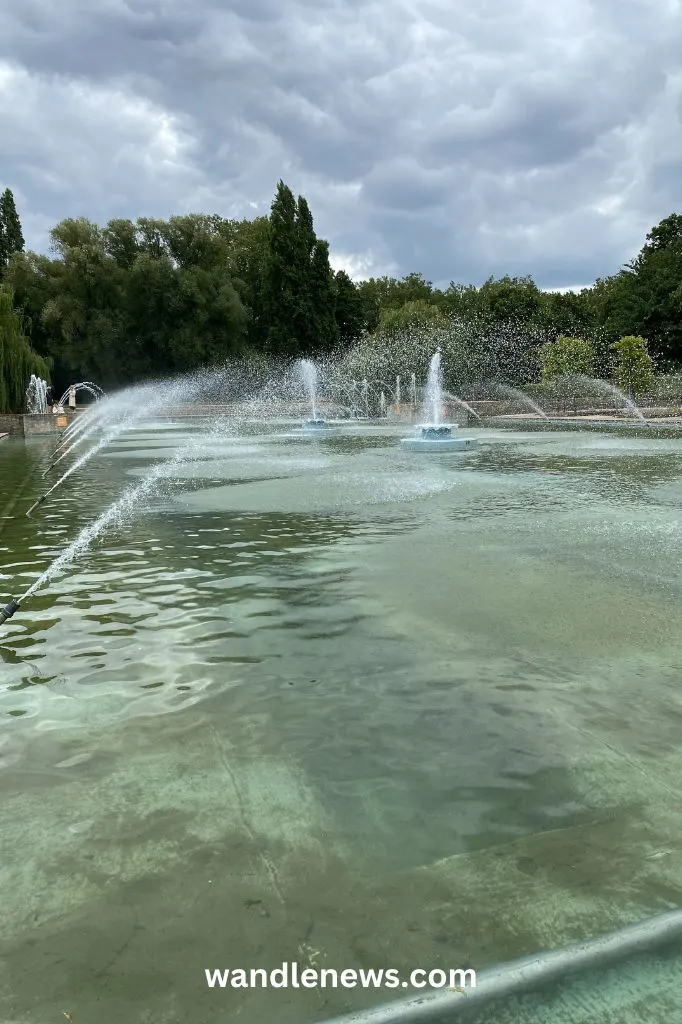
[260,181,300,356]
[294,196,317,352]
[309,240,339,351]
[0,188,25,279]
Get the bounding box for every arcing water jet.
[4,416,238,628]
[35,369,229,510]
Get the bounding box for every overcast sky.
[1,0,680,289]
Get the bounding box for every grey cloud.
[0,0,681,288]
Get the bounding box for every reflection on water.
[2,425,682,1022]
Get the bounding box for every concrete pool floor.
[2,706,682,1023]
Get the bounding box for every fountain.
[491,382,549,419]
[3,417,236,625]
[25,374,48,414]
[569,374,648,423]
[400,349,478,452]
[31,369,230,513]
[57,381,105,408]
[299,359,327,430]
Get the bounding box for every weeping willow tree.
[0,285,50,413]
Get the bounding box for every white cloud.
[0,0,681,288]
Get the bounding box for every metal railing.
[318,909,682,1023]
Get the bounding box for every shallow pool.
[2,422,682,1022]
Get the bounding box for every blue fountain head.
[303,418,326,429]
[420,424,453,440]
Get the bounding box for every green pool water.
[2,422,682,1022]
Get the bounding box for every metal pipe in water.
[26,494,48,518]
[317,909,682,1024]
[0,599,20,625]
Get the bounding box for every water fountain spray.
[25,374,49,415]
[5,418,236,628]
[299,358,330,430]
[442,390,482,422]
[44,382,162,475]
[491,382,548,419]
[57,381,105,407]
[569,374,648,423]
[50,401,100,457]
[51,395,102,446]
[35,370,227,509]
[400,349,478,452]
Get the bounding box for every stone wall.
[0,414,73,437]
[0,415,25,436]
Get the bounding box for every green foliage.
[610,335,655,395]
[478,275,541,322]
[334,270,366,347]
[0,285,49,413]
[5,185,682,398]
[0,188,25,279]
[309,240,339,351]
[583,213,682,364]
[377,299,445,338]
[356,273,434,333]
[260,181,301,356]
[540,335,596,380]
[8,214,251,388]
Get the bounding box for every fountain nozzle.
[0,599,20,625]
[26,494,48,518]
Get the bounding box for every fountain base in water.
[400,424,478,452]
[302,418,327,430]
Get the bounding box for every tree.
[377,299,445,338]
[39,218,127,387]
[536,289,595,343]
[4,251,55,369]
[439,282,482,320]
[356,273,435,332]
[309,240,338,351]
[0,285,49,413]
[102,219,139,270]
[589,214,682,365]
[0,188,25,279]
[611,335,655,395]
[260,181,301,356]
[293,196,318,352]
[540,335,595,380]
[642,213,682,254]
[218,215,270,346]
[334,270,366,346]
[478,275,542,323]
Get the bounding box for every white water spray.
[424,349,443,426]
[299,360,318,419]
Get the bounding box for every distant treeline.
[1,179,682,408]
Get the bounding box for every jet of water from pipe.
[20,419,237,604]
